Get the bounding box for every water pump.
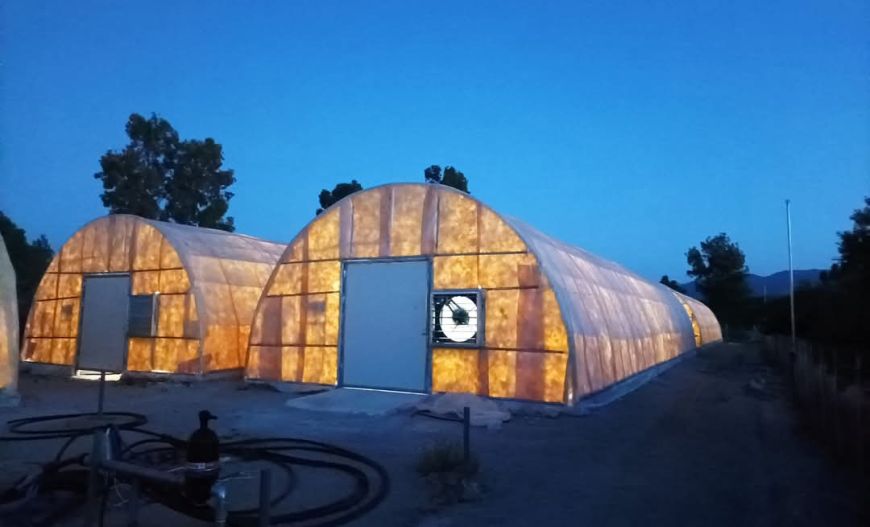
[184,410,220,504]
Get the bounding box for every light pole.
[786,199,796,351]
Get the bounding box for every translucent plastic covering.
[23,215,284,375]
[247,184,569,402]
[0,234,18,395]
[509,219,718,401]
[674,292,723,346]
[246,184,721,404]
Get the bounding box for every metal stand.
[97,370,106,415]
[259,469,272,527]
[462,406,471,464]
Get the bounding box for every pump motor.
[184,410,220,504]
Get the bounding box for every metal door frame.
[75,273,132,373]
[337,257,433,393]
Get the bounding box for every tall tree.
[94,113,236,231]
[424,165,469,193]
[0,212,54,332]
[820,196,870,343]
[686,233,750,329]
[316,180,363,215]
[659,275,685,294]
[165,138,236,231]
[827,197,870,289]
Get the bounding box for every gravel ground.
[0,341,865,526]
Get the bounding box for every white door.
[78,275,131,372]
[341,260,430,392]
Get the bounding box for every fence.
[763,335,868,476]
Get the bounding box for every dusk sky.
[1,1,867,282]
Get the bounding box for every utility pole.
[786,199,796,352]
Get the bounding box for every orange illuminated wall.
[1,233,18,395]
[247,184,570,402]
[23,215,283,375]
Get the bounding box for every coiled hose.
[0,412,389,526]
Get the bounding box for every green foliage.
[0,211,54,331]
[94,113,236,231]
[686,233,750,329]
[762,197,870,346]
[659,274,685,293]
[827,196,870,296]
[424,165,469,193]
[316,180,363,215]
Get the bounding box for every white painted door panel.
[78,275,131,372]
[341,261,429,391]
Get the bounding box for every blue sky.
[1,1,867,281]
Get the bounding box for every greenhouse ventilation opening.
[1,233,18,404]
[23,215,285,377]
[246,183,722,405]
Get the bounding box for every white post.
[786,199,796,351]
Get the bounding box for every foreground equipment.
[0,411,389,526]
[185,410,221,504]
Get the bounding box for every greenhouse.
[23,215,284,376]
[246,183,722,404]
[1,233,18,403]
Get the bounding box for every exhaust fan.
[431,291,482,345]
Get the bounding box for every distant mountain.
[680,269,824,300]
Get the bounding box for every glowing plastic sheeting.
[247,184,721,405]
[675,292,723,345]
[23,215,284,376]
[247,184,569,401]
[0,234,18,397]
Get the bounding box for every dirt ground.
[0,342,865,526]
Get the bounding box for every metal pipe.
[786,199,796,351]
[127,477,140,527]
[85,436,103,527]
[97,370,106,415]
[463,406,470,464]
[259,469,272,527]
[212,481,228,527]
[101,459,184,487]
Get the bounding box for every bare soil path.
[1,342,864,526]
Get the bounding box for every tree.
[686,233,750,329]
[827,197,870,290]
[424,165,469,193]
[0,211,54,332]
[659,275,685,293]
[818,196,870,344]
[94,113,236,231]
[316,180,363,215]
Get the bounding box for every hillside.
[680,269,823,299]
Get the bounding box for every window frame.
[127,292,159,338]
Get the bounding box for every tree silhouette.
[424,165,469,193]
[94,113,236,231]
[659,275,685,294]
[818,196,870,344]
[316,180,363,215]
[686,233,750,329]
[0,211,54,332]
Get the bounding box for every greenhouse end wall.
[1,233,18,398]
[247,184,570,403]
[23,215,284,376]
[247,183,723,404]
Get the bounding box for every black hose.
[0,411,390,526]
[412,409,463,422]
[0,412,147,441]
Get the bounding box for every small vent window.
[431,291,483,346]
[128,294,157,337]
